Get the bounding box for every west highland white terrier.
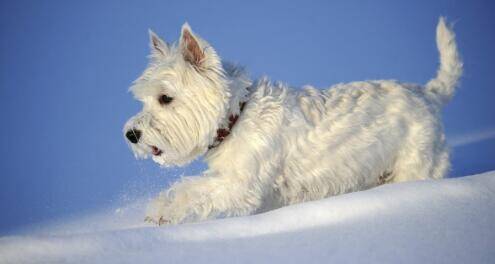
[124,17,462,225]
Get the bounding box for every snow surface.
[1,171,494,264]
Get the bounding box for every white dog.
[124,17,462,225]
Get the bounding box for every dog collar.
[208,101,246,150]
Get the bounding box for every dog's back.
[270,18,462,205]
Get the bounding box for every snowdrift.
[1,171,494,264]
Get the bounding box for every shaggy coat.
[124,18,462,225]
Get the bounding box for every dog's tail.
[425,17,463,106]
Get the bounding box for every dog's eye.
[158,94,173,105]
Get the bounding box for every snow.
[1,171,494,264]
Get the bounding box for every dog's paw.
[144,195,173,225]
[144,215,171,226]
[144,193,191,225]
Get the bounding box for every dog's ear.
[148,29,169,59]
[179,23,206,68]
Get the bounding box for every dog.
[124,17,462,225]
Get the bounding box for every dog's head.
[123,24,232,166]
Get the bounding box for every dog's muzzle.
[125,129,141,144]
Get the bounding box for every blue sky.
[0,0,494,234]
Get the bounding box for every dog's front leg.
[145,172,269,225]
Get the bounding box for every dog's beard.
[125,111,208,167]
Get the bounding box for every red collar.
[208,102,246,150]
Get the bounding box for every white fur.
[124,17,462,225]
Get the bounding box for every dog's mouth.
[150,145,163,156]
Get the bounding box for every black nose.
[125,129,141,144]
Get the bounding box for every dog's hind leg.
[390,126,450,183]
